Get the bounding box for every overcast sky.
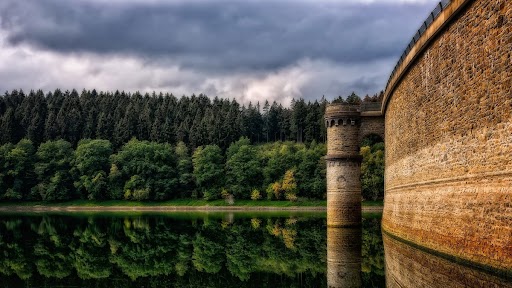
[0,0,437,105]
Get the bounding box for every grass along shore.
[0,199,383,212]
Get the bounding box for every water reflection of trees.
[0,214,385,287]
[362,217,385,287]
[0,215,327,287]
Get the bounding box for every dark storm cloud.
[0,0,433,72]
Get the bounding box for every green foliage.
[74,139,113,200]
[360,142,385,201]
[220,188,235,204]
[123,175,149,201]
[108,164,124,200]
[225,136,251,159]
[269,182,282,200]
[362,217,385,285]
[346,92,362,105]
[282,170,298,201]
[0,136,382,203]
[1,213,395,287]
[202,190,217,201]
[192,234,224,274]
[0,88,388,204]
[33,140,75,201]
[175,141,194,197]
[294,141,327,199]
[332,92,362,105]
[111,139,179,201]
[0,143,14,198]
[1,140,35,200]
[260,142,300,188]
[192,145,224,200]
[1,89,329,150]
[360,134,384,148]
[265,183,274,200]
[250,189,262,201]
[225,138,262,198]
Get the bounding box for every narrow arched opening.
[360,133,383,147]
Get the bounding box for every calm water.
[0,212,384,287]
[1,212,508,288]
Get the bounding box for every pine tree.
[1,108,16,144]
[262,100,270,142]
[137,94,153,141]
[113,99,138,147]
[268,102,280,142]
[96,111,114,141]
[80,89,99,139]
[291,98,306,143]
[44,89,65,141]
[56,90,83,145]
[304,101,321,143]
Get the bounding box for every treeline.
[0,89,332,149]
[0,89,385,202]
[0,89,383,149]
[0,137,326,202]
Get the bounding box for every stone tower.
[325,104,362,227]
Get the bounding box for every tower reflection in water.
[327,227,362,288]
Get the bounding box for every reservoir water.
[0,212,508,287]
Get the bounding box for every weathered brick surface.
[325,103,384,226]
[326,124,361,158]
[359,116,385,143]
[384,234,512,288]
[383,0,512,271]
[325,104,363,226]
[326,160,362,226]
[327,227,362,288]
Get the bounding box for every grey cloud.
[0,0,439,104]
[0,0,433,72]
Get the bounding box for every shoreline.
[0,205,383,213]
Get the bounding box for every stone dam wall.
[382,0,512,272]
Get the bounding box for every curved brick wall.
[382,0,512,272]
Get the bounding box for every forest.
[0,89,382,148]
[0,89,384,202]
[0,89,333,148]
